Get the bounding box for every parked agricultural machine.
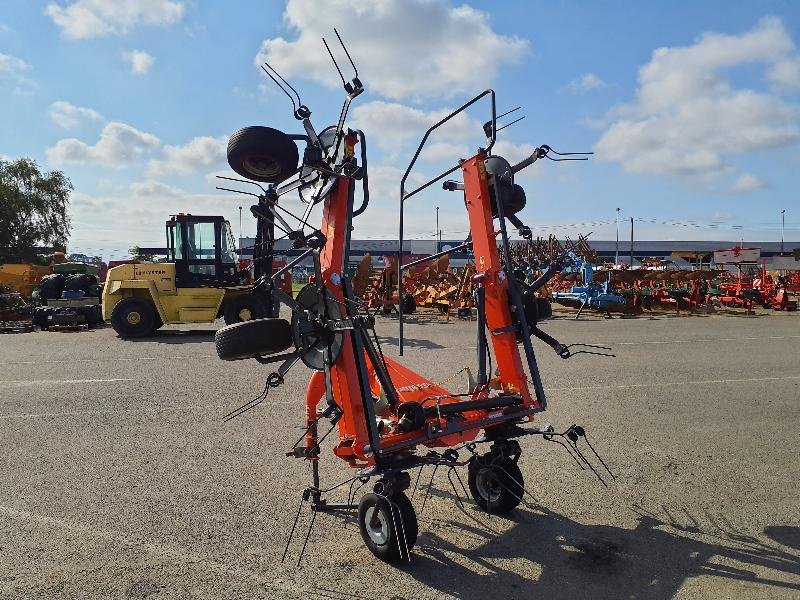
[352,253,477,317]
[213,31,611,564]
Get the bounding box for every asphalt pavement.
[1,308,798,599]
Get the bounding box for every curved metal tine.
[446,467,466,509]
[569,440,607,487]
[334,28,358,78]
[546,155,589,161]
[548,148,594,156]
[345,478,370,525]
[260,64,298,114]
[494,464,538,504]
[222,382,269,422]
[296,506,317,566]
[262,61,303,108]
[272,201,316,232]
[567,342,613,351]
[496,105,522,120]
[410,465,425,502]
[583,435,615,479]
[386,495,410,562]
[548,437,586,470]
[322,37,347,88]
[496,115,525,133]
[215,186,260,199]
[215,175,269,194]
[249,205,292,237]
[282,491,308,563]
[568,349,616,358]
[451,467,470,500]
[419,464,438,517]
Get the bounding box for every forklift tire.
[467,455,524,514]
[111,298,157,338]
[358,492,418,562]
[227,126,299,184]
[223,294,268,325]
[215,318,293,361]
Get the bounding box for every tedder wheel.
[358,492,418,562]
[110,298,157,338]
[467,454,524,514]
[223,294,268,325]
[215,318,293,361]
[227,126,299,184]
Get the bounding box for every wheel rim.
[126,311,142,325]
[238,307,253,321]
[243,156,280,178]
[475,467,503,504]
[364,505,389,545]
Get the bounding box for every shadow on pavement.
[126,329,217,344]
[402,501,800,600]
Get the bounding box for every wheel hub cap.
[238,308,253,321]
[127,311,142,325]
[364,505,389,545]
[475,467,503,503]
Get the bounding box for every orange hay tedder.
[214,31,613,563]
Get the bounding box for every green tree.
[128,245,155,262]
[0,158,72,263]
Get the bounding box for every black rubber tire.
[110,298,157,338]
[76,305,99,328]
[215,318,293,361]
[63,273,97,293]
[39,274,65,301]
[467,455,524,514]
[223,294,268,325]
[358,492,418,562]
[400,293,416,314]
[227,126,299,183]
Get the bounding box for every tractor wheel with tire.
[39,274,65,301]
[467,454,524,514]
[357,492,418,562]
[215,318,294,361]
[110,298,157,338]
[223,294,268,325]
[227,126,299,183]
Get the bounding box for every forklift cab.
[166,214,243,287]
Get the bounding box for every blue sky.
[1,0,799,259]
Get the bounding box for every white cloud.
[0,52,36,93]
[45,0,185,40]
[0,53,27,74]
[768,57,800,89]
[730,173,769,193]
[122,50,154,75]
[255,0,527,101]
[49,100,103,129]
[566,73,608,94]
[47,121,160,166]
[147,135,228,177]
[595,17,800,182]
[351,101,482,155]
[130,179,185,198]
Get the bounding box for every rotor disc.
[292,284,344,371]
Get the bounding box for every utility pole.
[630,217,634,267]
[436,206,440,250]
[615,207,620,264]
[781,209,786,253]
[238,206,243,246]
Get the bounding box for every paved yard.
[1,310,798,599]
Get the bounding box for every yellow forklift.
[103,213,279,338]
